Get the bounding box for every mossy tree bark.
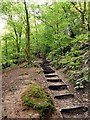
[23,0,31,65]
[88,2,90,32]
[9,15,22,63]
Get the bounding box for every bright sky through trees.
[0,19,6,33]
[0,0,46,33]
[0,0,88,33]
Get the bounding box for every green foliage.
[75,75,88,89]
[1,1,89,89]
[21,83,55,116]
[49,33,89,89]
[72,68,88,89]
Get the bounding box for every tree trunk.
[5,38,8,60]
[10,15,20,55]
[5,38,8,67]
[71,1,86,33]
[23,0,30,65]
[14,28,20,54]
[34,14,40,57]
[88,2,90,32]
[18,26,22,64]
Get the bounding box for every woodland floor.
[2,59,89,119]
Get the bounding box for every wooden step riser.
[61,106,88,114]
[54,94,74,99]
[48,85,67,90]
[45,75,58,77]
[47,79,62,82]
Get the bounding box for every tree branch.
[71,2,83,14]
[84,0,86,13]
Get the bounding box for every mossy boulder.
[21,83,55,116]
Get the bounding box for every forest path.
[2,62,47,118]
[39,61,89,119]
[2,60,89,119]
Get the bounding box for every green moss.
[21,83,55,116]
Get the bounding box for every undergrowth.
[48,34,89,89]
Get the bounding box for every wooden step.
[41,65,55,74]
[43,70,55,74]
[47,78,62,82]
[60,106,88,114]
[54,94,74,99]
[48,84,67,90]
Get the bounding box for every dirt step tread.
[48,82,66,86]
[51,89,70,95]
[45,74,58,77]
[54,93,74,99]
[54,97,82,109]
[46,76,60,80]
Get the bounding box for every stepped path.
[36,60,88,119]
[2,60,89,119]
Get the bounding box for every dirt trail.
[2,61,89,119]
[2,63,46,118]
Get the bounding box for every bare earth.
[2,62,89,118]
[2,63,46,118]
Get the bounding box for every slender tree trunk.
[88,2,90,84]
[9,15,20,55]
[34,15,38,44]
[88,2,90,32]
[34,15,40,57]
[13,25,21,63]
[5,38,8,60]
[56,22,59,34]
[5,38,8,67]
[18,26,22,53]
[19,26,22,49]
[23,0,30,65]
[18,27,22,64]
[14,29,20,54]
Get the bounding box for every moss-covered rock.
[21,83,55,116]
